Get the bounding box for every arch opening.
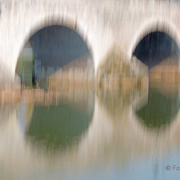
[133,31,180,69]
[133,30,180,129]
[16,25,94,89]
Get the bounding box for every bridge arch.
[129,18,180,61]
[15,13,96,86]
[15,13,95,74]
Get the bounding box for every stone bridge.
[0,0,180,86]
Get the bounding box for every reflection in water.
[1,84,180,179]
[27,102,93,150]
[136,87,179,128]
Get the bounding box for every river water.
[1,82,180,180]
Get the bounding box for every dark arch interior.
[133,31,180,68]
[16,25,93,87]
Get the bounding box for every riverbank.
[0,87,95,107]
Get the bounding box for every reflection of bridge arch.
[19,91,180,163]
[132,109,180,149]
[2,90,180,177]
[130,90,180,153]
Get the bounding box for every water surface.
[1,84,180,180]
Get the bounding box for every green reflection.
[27,102,93,149]
[136,87,179,128]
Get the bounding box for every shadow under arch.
[15,15,95,87]
[129,18,180,60]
